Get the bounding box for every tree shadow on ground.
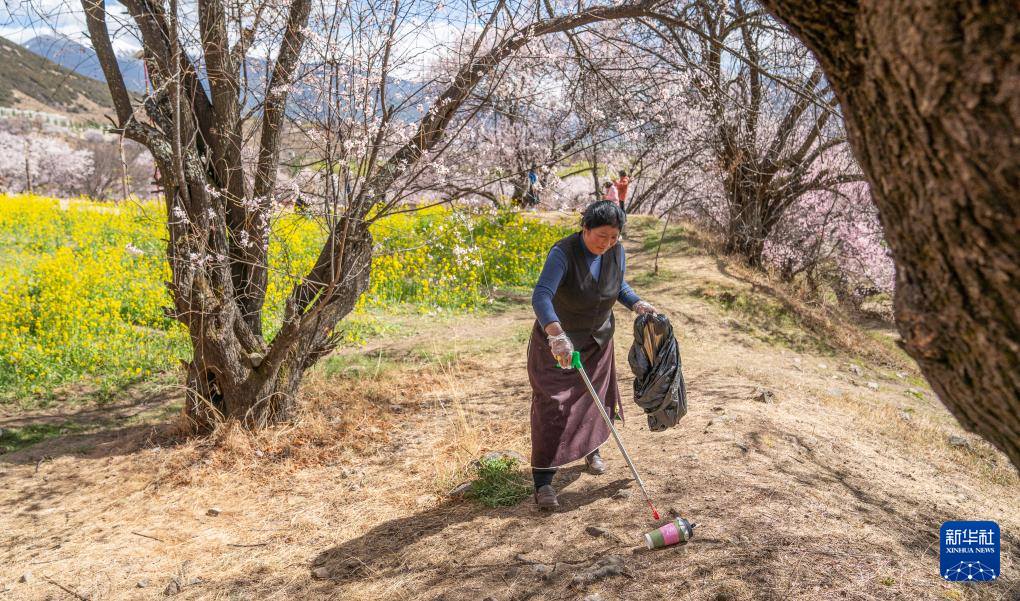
[0,386,180,430]
[303,466,632,594]
[0,377,184,462]
[0,421,174,467]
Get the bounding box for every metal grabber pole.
[564,350,661,521]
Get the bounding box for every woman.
[614,170,630,212]
[528,201,658,509]
[602,180,619,203]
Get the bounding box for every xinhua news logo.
[940,521,1000,582]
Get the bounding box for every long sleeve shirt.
[531,239,640,328]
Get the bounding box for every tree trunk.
[185,353,304,426]
[764,0,1020,469]
[723,201,767,267]
[723,170,769,267]
[181,213,374,429]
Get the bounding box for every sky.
[0,0,481,75]
[1,0,142,54]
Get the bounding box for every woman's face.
[582,225,621,256]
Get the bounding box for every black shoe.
[585,451,606,475]
[534,484,559,509]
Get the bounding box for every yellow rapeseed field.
[0,194,570,401]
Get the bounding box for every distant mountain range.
[24,35,148,92]
[3,34,429,122]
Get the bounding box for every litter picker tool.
[561,350,662,521]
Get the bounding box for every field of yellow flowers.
[0,195,570,404]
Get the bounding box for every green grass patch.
[628,267,678,289]
[465,456,532,508]
[332,313,400,346]
[409,346,462,369]
[688,283,836,354]
[316,351,403,381]
[555,161,601,179]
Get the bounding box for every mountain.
[11,34,429,122]
[0,35,116,118]
[23,35,148,93]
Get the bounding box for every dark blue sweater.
[532,239,640,327]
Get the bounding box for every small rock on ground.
[477,449,527,466]
[448,481,473,498]
[311,567,331,579]
[585,525,609,537]
[948,435,970,448]
[206,507,222,516]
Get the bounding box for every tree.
[80,130,155,200]
[79,0,663,428]
[398,48,591,209]
[640,2,865,267]
[763,1,1020,469]
[548,19,715,215]
[0,124,93,196]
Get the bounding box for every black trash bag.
[628,313,687,432]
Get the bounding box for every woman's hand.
[547,332,574,367]
[633,300,659,315]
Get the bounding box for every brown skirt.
[527,321,621,469]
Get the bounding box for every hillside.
[23,35,148,93]
[0,218,1017,600]
[0,35,115,118]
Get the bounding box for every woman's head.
[602,181,613,190]
[580,201,626,255]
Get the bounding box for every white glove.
[634,300,659,315]
[547,332,574,367]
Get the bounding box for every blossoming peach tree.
[75,0,665,428]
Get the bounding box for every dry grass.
[814,384,1020,489]
[2,221,1019,601]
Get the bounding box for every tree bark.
[764,0,1020,469]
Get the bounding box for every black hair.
[581,200,626,230]
[602,181,613,188]
[619,170,628,177]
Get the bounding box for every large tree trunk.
[180,214,374,428]
[763,1,1020,468]
[723,164,770,267]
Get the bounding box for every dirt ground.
[2,224,1018,601]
